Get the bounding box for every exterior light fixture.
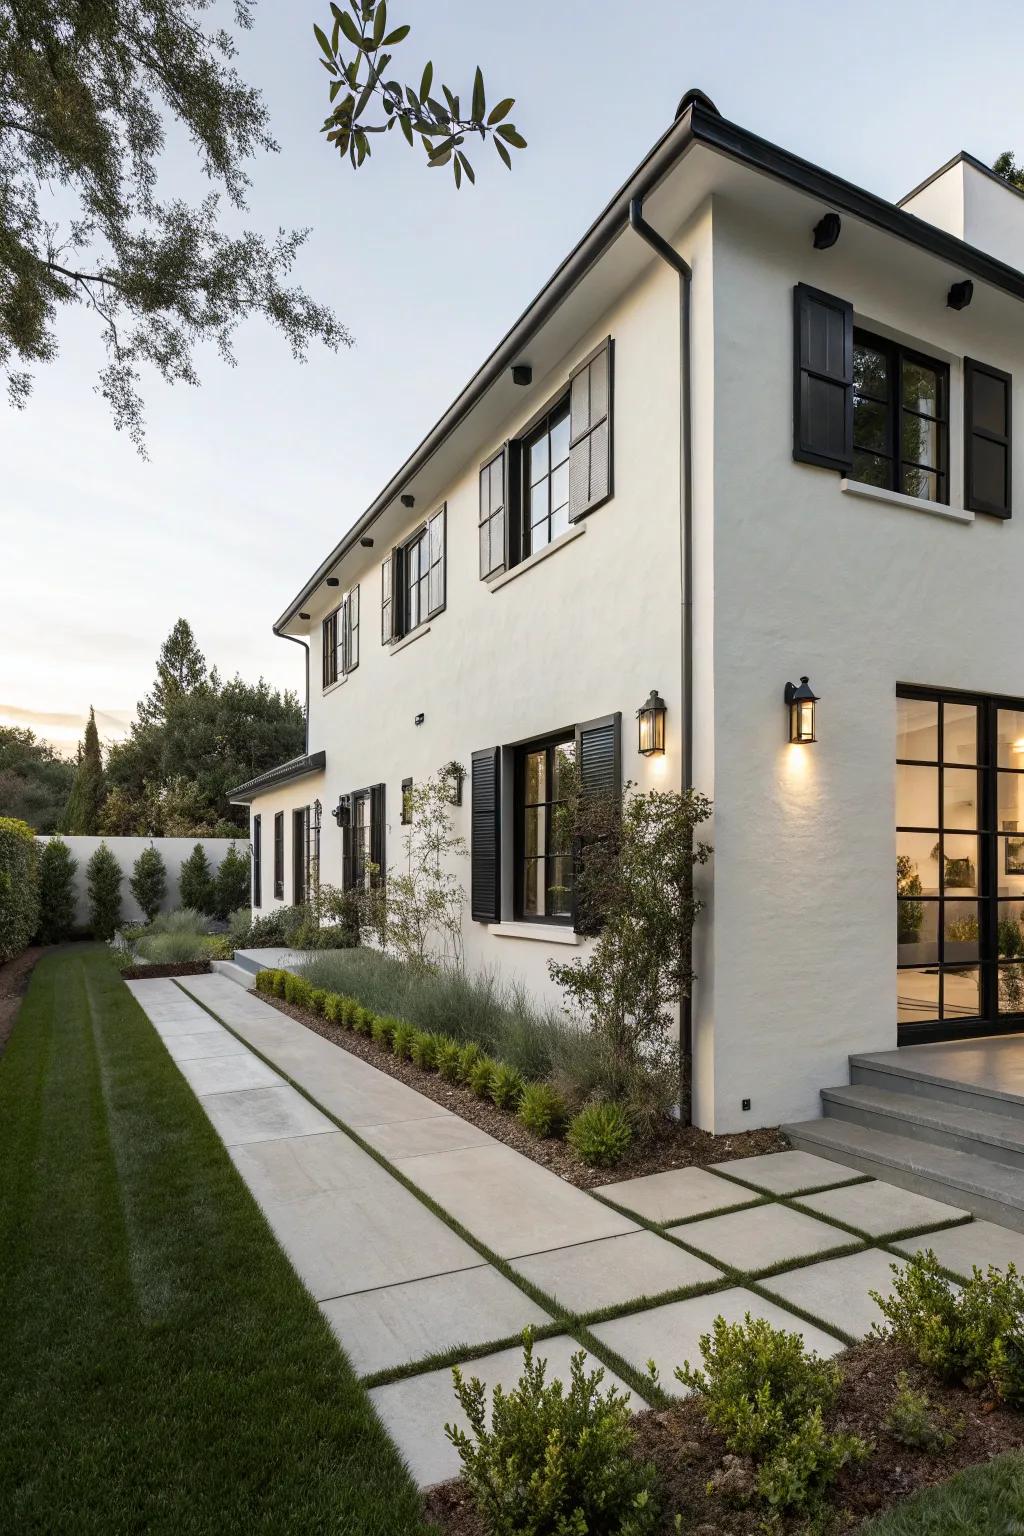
[298,611,310,620]
[332,794,350,828]
[326,576,340,587]
[784,676,819,743]
[637,688,667,756]
[511,364,532,386]
[360,536,374,548]
[813,212,841,250]
[947,280,974,311]
[401,493,416,508]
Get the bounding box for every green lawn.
[0,947,429,1535]
[863,1451,1024,1533]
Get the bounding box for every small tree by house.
[0,817,40,962]
[86,843,122,939]
[130,845,167,923]
[36,837,78,943]
[61,707,105,834]
[179,843,216,915]
[549,783,712,1129]
[214,844,251,920]
[371,767,468,971]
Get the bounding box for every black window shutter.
[568,338,613,521]
[572,712,622,935]
[252,815,262,909]
[471,748,501,922]
[505,439,523,568]
[965,358,1012,518]
[370,783,386,886]
[273,811,284,900]
[793,284,854,472]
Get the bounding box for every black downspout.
[280,633,310,754]
[627,197,695,1124]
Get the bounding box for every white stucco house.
[229,92,1024,1139]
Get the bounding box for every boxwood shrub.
[517,1081,568,1139]
[0,818,40,962]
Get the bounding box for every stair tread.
[782,1117,1024,1209]
[849,1050,1024,1110]
[822,1084,1024,1150]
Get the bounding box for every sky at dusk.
[4,0,1024,755]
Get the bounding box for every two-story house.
[229,91,1024,1140]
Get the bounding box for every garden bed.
[119,960,212,980]
[259,988,787,1187]
[0,945,44,1056]
[424,1339,1024,1533]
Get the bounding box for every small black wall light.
[813,212,842,250]
[414,712,425,726]
[332,794,350,828]
[401,493,415,508]
[360,536,374,548]
[298,612,310,621]
[784,676,819,743]
[511,364,532,386]
[947,279,974,311]
[637,688,667,756]
[326,576,340,587]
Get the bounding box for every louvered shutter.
[793,284,854,471]
[471,748,501,922]
[252,815,262,909]
[965,358,1012,518]
[568,339,613,521]
[370,783,386,887]
[339,794,353,890]
[572,713,622,935]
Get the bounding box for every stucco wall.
[37,836,249,927]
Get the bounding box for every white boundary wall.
[36,836,249,927]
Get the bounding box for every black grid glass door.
[897,688,1024,1040]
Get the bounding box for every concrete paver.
[511,1229,722,1314]
[794,1178,969,1239]
[175,1052,282,1096]
[198,1084,336,1147]
[760,1248,909,1340]
[670,1202,857,1272]
[711,1150,864,1194]
[595,1165,760,1224]
[893,1218,1024,1278]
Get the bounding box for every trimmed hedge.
[0,818,40,962]
[36,836,77,944]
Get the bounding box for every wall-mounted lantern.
[637,688,667,756]
[332,793,350,829]
[784,676,818,743]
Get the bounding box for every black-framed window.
[323,586,359,687]
[524,400,571,557]
[382,506,446,643]
[293,806,309,904]
[401,776,413,825]
[479,450,506,578]
[252,814,262,909]
[273,811,284,900]
[515,734,576,923]
[381,555,393,645]
[853,331,949,503]
[965,357,1012,518]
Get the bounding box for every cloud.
[0,703,133,756]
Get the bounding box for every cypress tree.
[36,837,78,943]
[130,844,167,923]
[61,707,105,834]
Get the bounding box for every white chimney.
[900,152,1024,271]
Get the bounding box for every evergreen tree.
[130,845,168,924]
[0,727,75,833]
[36,838,78,943]
[61,708,105,834]
[136,620,209,728]
[214,844,251,920]
[179,843,216,915]
[86,843,122,939]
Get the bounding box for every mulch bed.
[0,946,44,1056]
[120,961,212,980]
[425,1340,1024,1533]
[259,991,787,1188]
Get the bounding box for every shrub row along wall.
[35,836,249,927]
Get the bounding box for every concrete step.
[210,959,255,990]
[822,1083,1024,1170]
[850,1051,1024,1121]
[782,1116,1024,1233]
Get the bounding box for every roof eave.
[226,750,327,804]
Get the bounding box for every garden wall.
[36,836,249,927]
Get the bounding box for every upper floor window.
[525,401,571,555]
[382,506,446,644]
[322,585,359,687]
[479,451,506,579]
[852,330,949,503]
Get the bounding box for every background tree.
[179,842,216,915]
[213,843,250,919]
[0,726,74,832]
[60,708,106,834]
[1,0,347,448]
[130,844,167,923]
[316,0,525,188]
[86,843,122,939]
[992,151,1024,192]
[136,620,209,730]
[36,836,77,943]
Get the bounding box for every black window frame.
[292,805,309,904]
[252,813,262,909]
[521,397,572,559]
[965,357,1013,519]
[273,810,284,900]
[382,506,446,643]
[852,328,950,505]
[478,448,507,579]
[513,730,577,926]
[322,584,359,688]
[400,776,413,825]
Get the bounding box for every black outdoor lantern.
[332,794,350,829]
[637,688,667,756]
[784,676,819,743]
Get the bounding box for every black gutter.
[275,99,1024,635]
[627,197,695,1127]
[280,633,310,753]
[227,750,326,803]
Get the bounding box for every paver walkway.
[127,972,1001,1489]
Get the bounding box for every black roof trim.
[276,101,1024,633]
[227,751,326,803]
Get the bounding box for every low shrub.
[129,845,167,923]
[410,1031,440,1071]
[435,1036,464,1083]
[872,1251,1024,1405]
[36,836,76,944]
[309,987,328,1016]
[468,1055,496,1099]
[284,973,311,1007]
[490,1062,525,1111]
[227,906,253,944]
[447,1330,659,1536]
[673,1312,869,1513]
[517,1081,568,1139]
[87,842,122,940]
[458,1041,484,1082]
[567,1101,633,1167]
[351,1005,375,1035]
[0,818,40,960]
[883,1372,961,1453]
[255,967,280,994]
[273,970,288,998]
[179,843,216,915]
[392,1021,416,1060]
[133,930,209,966]
[147,908,212,936]
[324,992,346,1024]
[371,1014,396,1049]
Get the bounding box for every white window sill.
[322,676,347,697]
[488,523,586,591]
[840,478,973,525]
[390,624,431,656]
[487,921,582,945]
